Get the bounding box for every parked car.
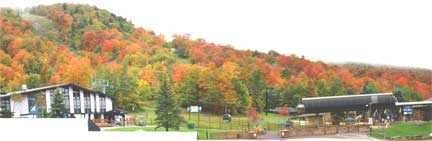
[269,107,281,113]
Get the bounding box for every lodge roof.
[395,101,432,107]
[0,83,112,98]
[300,93,398,113]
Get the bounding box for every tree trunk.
[165,127,169,132]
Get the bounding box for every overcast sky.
[1,0,431,69]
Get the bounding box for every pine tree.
[155,71,183,131]
[361,81,379,94]
[180,70,199,107]
[50,88,65,118]
[232,77,250,114]
[248,69,266,112]
[330,77,345,96]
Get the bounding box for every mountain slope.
[0,4,430,113]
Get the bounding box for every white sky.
[1,0,431,69]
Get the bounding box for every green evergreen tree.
[179,72,199,107]
[50,88,65,118]
[203,81,224,113]
[330,77,345,96]
[232,77,250,114]
[316,79,329,96]
[361,81,379,94]
[248,69,266,112]
[393,86,422,102]
[282,81,309,106]
[155,71,184,131]
[112,61,141,111]
[26,74,41,89]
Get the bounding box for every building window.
[73,89,81,113]
[93,94,97,113]
[100,96,106,113]
[49,89,57,105]
[28,94,36,113]
[63,88,70,112]
[0,97,11,111]
[84,94,91,113]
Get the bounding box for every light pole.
[265,88,268,115]
[265,87,273,116]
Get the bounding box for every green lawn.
[371,122,432,139]
[126,106,289,131]
[117,104,291,139]
[105,126,226,139]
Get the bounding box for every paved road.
[281,133,382,141]
[203,132,381,141]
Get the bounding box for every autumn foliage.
[0,4,430,113]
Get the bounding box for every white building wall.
[69,86,74,113]
[90,93,95,119]
[45,90,51,112]
[2,85,115,119]
[95,94,100,113]
[79,90,85,114]
[106,97,113,111]
[10,95,29,117]
[90,93,95,110]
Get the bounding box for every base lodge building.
[0,83,113,119]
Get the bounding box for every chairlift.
[223,114,232,122]
[222,104,231,122]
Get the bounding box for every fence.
[205,125,370,139]
[283,125,369,137]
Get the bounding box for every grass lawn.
[126,105,289,131]
[370,122,432,139]
[105,126,226,139]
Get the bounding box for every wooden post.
[219,118,222,129]
[198,109,200,128]
[336,126,339,134]
[208,113,211,129]
[247,122,250,131]
[230,119,233,130]
[267,122,270,131]
[324,126,326,135]
[238,117,240,129]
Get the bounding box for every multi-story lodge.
[0,83,113,119]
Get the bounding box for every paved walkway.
[203,133,381,141]
[282,133,382,141]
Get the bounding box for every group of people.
[368,109,395,128]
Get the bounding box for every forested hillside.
[0,4,430,114]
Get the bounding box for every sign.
[371,96,378,104]
[402,105,413,115]
[368,117,373,125]
[187,106,202,113]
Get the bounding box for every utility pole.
[265,88,268,115]
[265,87,271,116]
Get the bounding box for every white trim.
[302,93,393,100]
[90,93,95,113]
[69,86,74,113]
[45,90,51,112]
[0,84,112,99]
[80,90,85,114]
[0,84,69,98]
[395,101,432,106]
[106,98,112,111]
[95,94,100,113]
